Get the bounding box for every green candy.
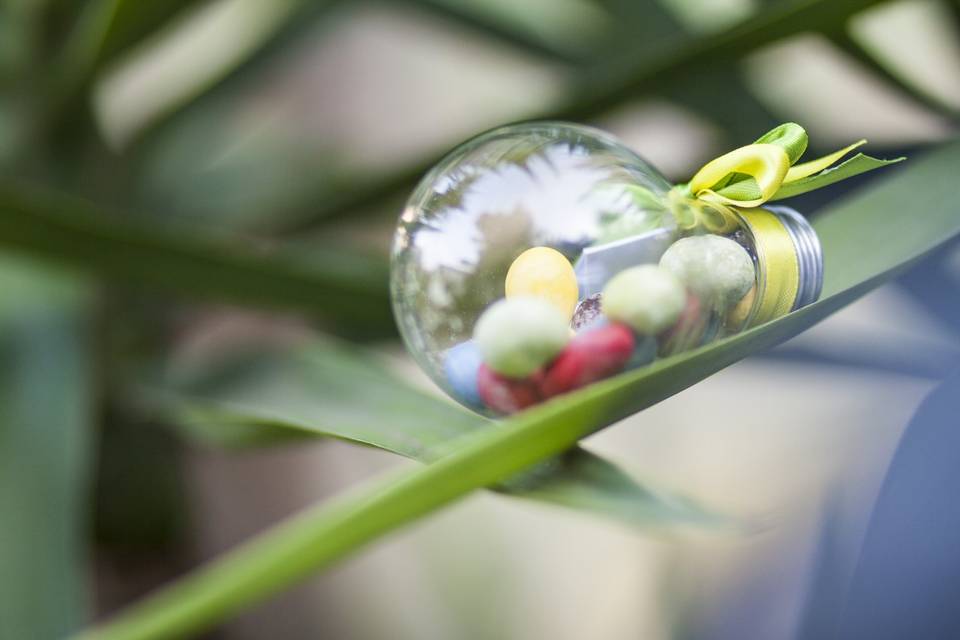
[659,234,755,308]
[602,265,686,334]
[473,297,570,378]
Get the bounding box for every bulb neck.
[735,204,824,327]
[764,205,823,311]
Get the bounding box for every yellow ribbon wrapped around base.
[736,207,801,326]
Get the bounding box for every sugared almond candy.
[505,246,579,320]
[443,340,484,410]
[601,264,686,334]
[474,297,570,378]
[540,322,635,398]
[477,364,543,415]
[659,234,755,308]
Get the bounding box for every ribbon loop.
[688,143,790,207]
[675,123,900,212]
[754,122,808,164]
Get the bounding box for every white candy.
[602,265,686,334]
[659,235,755,308]
[473,297,570,377]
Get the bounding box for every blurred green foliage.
[0,0,958,638]
[0,258,92,639]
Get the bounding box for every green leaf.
[563,0,892,120]
[43,0,123,122]
[405,0,781,146]
[42,0,233,139]
[153,337,717,529]
[162,341,486,455]
[0,256,93,639]
[0,181,394,337]
[82,140,960,640]
[826,28,959,120]
[402,0,590,64]
[126,0,341,153]
[593,0,782,147]
[97,0,214,68]
[262,0,894,235]
[771,153,905,201]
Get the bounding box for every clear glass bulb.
[390,122,821,414]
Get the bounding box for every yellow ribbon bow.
[665,123,903,324]
[676,122,902,209]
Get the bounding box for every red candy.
[478,322,641,412]
[540,323,635,398]
[477,364,544,414]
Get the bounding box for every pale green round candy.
[602,265,686,334]
[473,297,570,377]
[659,235,755,308]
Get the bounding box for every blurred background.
[2,0,960,638]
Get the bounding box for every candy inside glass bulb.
[390,122,675,409]
[390,122,821,415]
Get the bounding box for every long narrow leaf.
[406,0,779,145]
[266,0,894,234]
[0,181,393,336]
[151,337,717,529]
[82,139,960,640]
[126,0,342,153]
[97,0,214,68]
[826,29,959,120]
[404,0,586,63]
[771,153,904,200]
[0,257,93,639]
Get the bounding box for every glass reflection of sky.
[414,143,640,272]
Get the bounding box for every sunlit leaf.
[125,0,341,152]
[826,28,959,120]
[98,0,214,67]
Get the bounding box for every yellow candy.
[505,247,579,320]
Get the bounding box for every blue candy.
[443,340,484,409]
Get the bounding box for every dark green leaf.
[0,181,394,336]
[0,256,93,639]
[771,153,904,200]
[264,0,894,235]
[589,0,782,150]
[97,0,214,68]
[127,0,343,153]
[154,337,718,529]
[403,0,587,63]
[42,0,227,140]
